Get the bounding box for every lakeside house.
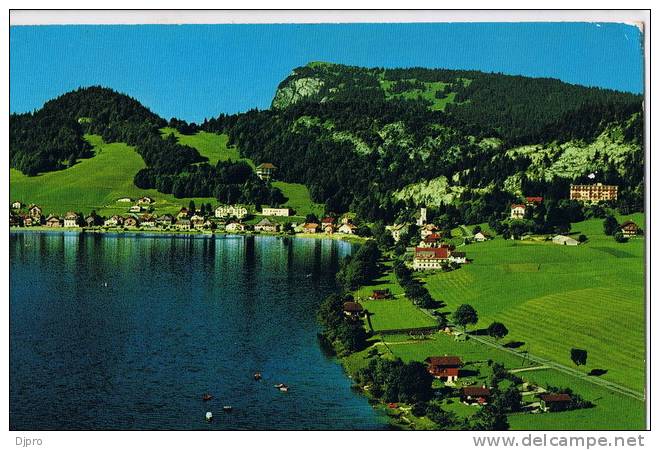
[255,163,277,181]
[413,247,450,270]
[63,212,80,228]
[510,204,526,220]
[225,222,246,232]
[9,214,21,227]
[620,220,640,237]
[190,214,205,229]
[302,222,320,234]
[539,393,572,412]
[254,218,279,233]
[29,204,43,219]
[425,356,462,382]
[552,235,579,246]
[177,207,190,219]
[261,207,291,217]
[124,216,139,228]
[84,215,98,227]
[461,386,492,405]
[45,215,62,227]
[570,183,618,203]
[338,223,357,235]
[104,215,124,227]
[215,204,248,219]
[342,302,364,318]
[175,219,191,230]
[140,214,157,228]
[156,214,174,227]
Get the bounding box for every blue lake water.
[9,232,387,430]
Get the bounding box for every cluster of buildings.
[9,199,361,237]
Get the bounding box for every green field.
[379,79,457,111]
[383,332,644,430]
[9,135,217,216]
[11,131,323,218]
[160,128,251,167]
[423,214,645,391]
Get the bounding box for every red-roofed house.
[256,163,277,181]
[525,196,543,205]
[413,247,449,270]
[461,386,493,405]
[620,221,641,238]
[539,393,572,412]
[425,356,462,382]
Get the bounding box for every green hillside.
[423,213,645,391]
[10,135,216,216]
[160,128,251,167]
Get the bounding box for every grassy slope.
[10,135,217,216]
[423,213,645,391]
[11,131,324,218]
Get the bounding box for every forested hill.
[202,62,643,223]
[10,63,644,226]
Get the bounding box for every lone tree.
[570,348,588,366]
[487,322,509,340]
[453,304,479,332]
[603,215,619,236]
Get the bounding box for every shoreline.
[9,226,369,244]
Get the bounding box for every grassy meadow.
[422,213,645,391]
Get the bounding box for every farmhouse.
[302,222,319,234]
[117,197,132,203]
[539,393,572,412]
[552,235,579,246]
[370,289,392,300]
[140,214,157,227]
[342,302,364,318]
[22,216,34,227]
[570,183,618,203]
[84,215,99,227]
[190,214,205,229]
[63,212,80,228]
[45,215,62,227]
[29,205,43,219]
[104,215,124,227]
[420,233,443,248]
[11,201,23,209]
[338,223,357,234]
[255,162,277,181]
[620,221,640,237]
[129,205,143,213]
[254,218,279,233]
[386,224,408,242]
[510,204,526,220]
[461,386,493,405]
[425,356,462,382]
[412,247,449,270]
[225,222,246,232]
[215,204,248,219]
[261,207,291,217]
[473,231,492,242]
[137,196,153,205]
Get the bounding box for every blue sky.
[10,22,643,122]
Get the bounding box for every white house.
[226,222,246,232]
[338,223,357,235]
[104,215,123,227]
[474,232,491,242]
[386,224,408,242]
[129,205,143,213]
[449,251,467,264]
[552,235,579,246]
[261,207,291,217]
[11,201,23,209]
[510,204,526,220]
[137,196,153,205]
[117,197,132,203]
[63,212,80,228]
[215,205,248,219]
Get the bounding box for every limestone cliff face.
[272,77,325,109]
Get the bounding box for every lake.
[9,232,387,430]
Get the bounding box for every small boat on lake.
[205,411,213,421]
[274,383,284,389]
[279,386,289,392]
[254,372,262,381]
[202,393,213,401]
[223,406,233,412]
